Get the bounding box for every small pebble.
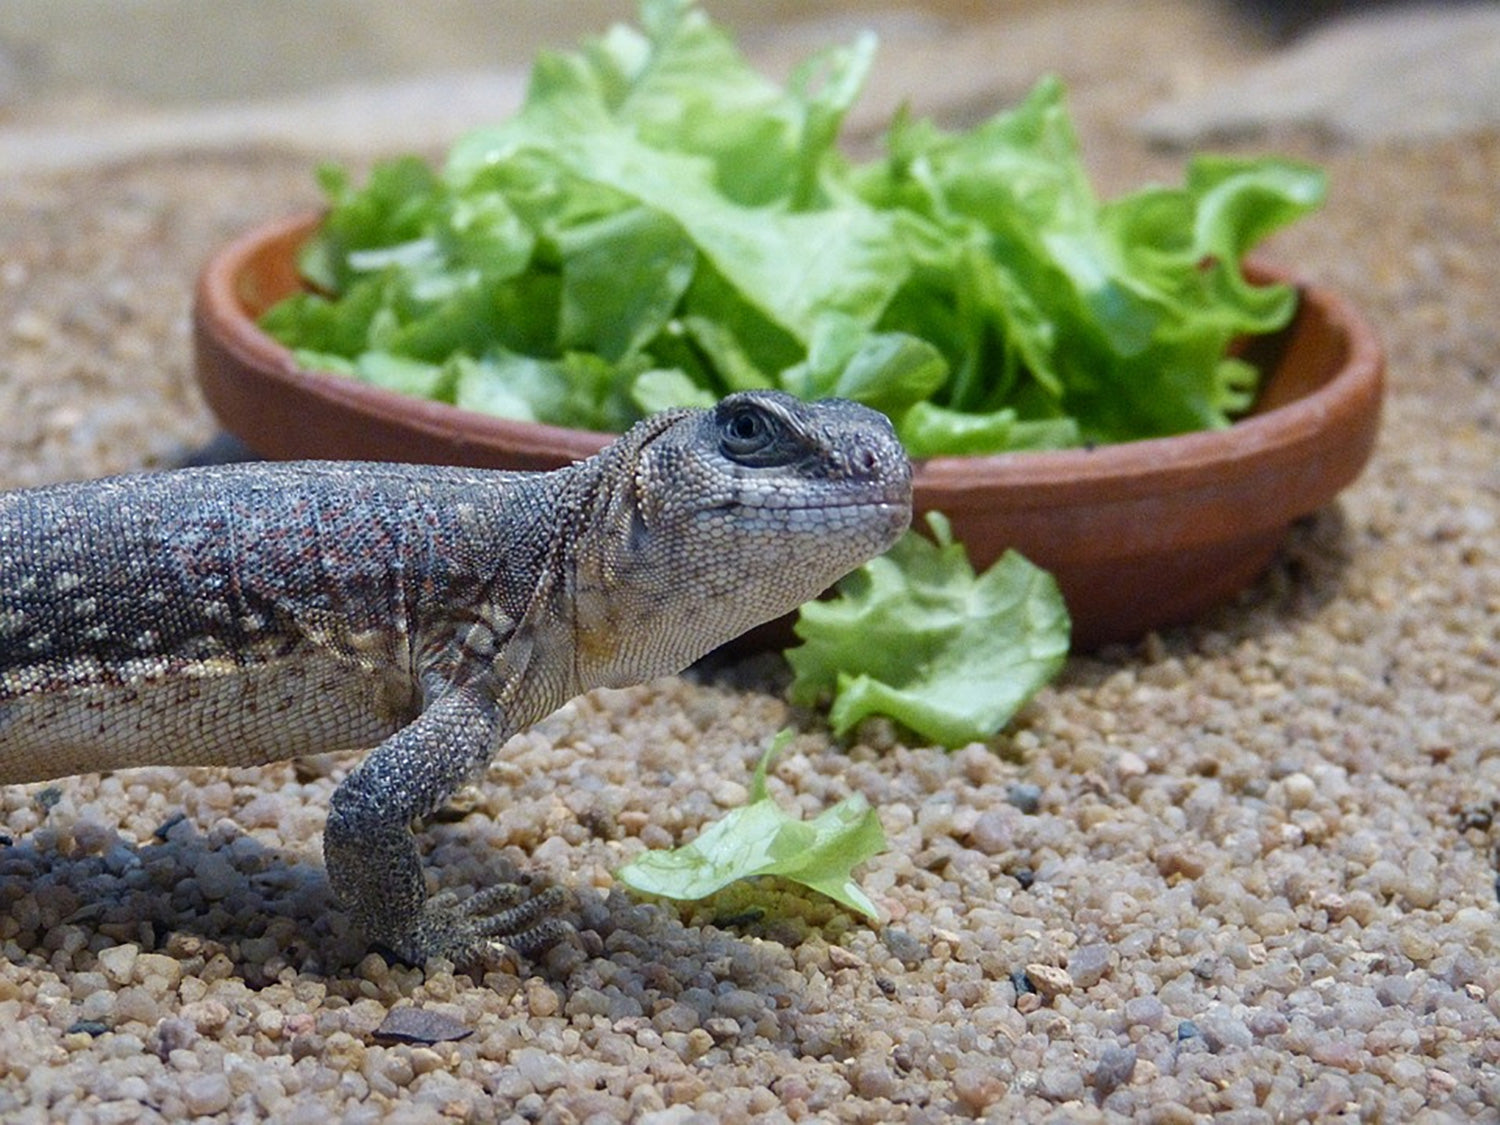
[952,1066,1004,1112]
[970,810,1014,854]
[1006,784,1043,814]
[882,928,927,967]
[1025,964,1074,1000]
[135,953,184,991]
[1197,1006,1253,1052]
[96,944,139,985]
[182,1073,232,1116]
[852,1060,898,1100]
[1037,1064,1086,1102]
[525,980,561,1018]
[511,1047,568,1094]
[374,1007,472,1045]
[1067,943,1112,989]
[1282,772,1317,809]
[827,945,865,971]
[1091,1045,1137,1096]
[1124,995,1168,1030]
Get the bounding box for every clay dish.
[194,212,1383,648]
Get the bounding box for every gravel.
[3,3,1500,1122]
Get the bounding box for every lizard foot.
[399,884,575,966]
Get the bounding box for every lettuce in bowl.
[262,0,1325,457]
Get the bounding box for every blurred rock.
[1140,3,1500,145]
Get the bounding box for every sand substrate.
[3,20,1500,1125]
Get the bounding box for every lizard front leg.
[323,682,569,964]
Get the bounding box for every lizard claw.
[402,883,575,966]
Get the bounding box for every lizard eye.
[717,402,784,464]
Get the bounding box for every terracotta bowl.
[194,212,1383,648]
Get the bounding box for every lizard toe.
[485,916,576,961]
[451,882,530,918]
[407,884,574,966]
[476,883,566,926]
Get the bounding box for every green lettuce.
[787,513,1070,747]
[262,0,1325,454]
[616,731,886,920]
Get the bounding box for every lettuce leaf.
[262,0,1325,452]
[787,512,1070,747]
[857,79,1325,442]
[615,730,887,920]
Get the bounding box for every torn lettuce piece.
[555,206,696,361]
[628,367,718,414]
[348,352,456,401]
[451,349,644,431]
[787,512,1070,748]
[616,730,887,920]
[299,157,447,293]
[896,401,1079,457]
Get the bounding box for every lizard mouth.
[720,474,906,513]
[737,488,913,514]
[731,495,914,546]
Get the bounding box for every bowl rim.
[198,209,1383,496]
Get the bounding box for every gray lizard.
[0,391,911,964]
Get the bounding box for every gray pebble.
[510,1046,568,1094]
[1197,1006,1254,1052]
[1066,943,1112,989]
[1006,783,1043,814]
[852,1060,899,1100]
[192,851,239,900]
[1246,1008,1289,1038]
[1090,1045,1137,1097]
[374,1006,472,1044]
[1124,995,1167,1029]
[714,988,767,1022]
[182,1073,232,1116]
[969,810,1014,854]
[882,927,927,968]
[653,1001,699,1033]
[1037,1063,1086,1102]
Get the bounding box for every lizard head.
[575,390,913,686]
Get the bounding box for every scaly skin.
[0,391,912,963]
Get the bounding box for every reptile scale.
[0,391,912,964]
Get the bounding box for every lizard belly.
[0,653,410,785]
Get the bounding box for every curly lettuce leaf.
[897,401,1079,457]
[616,730,887,920]
[450,349,643,430]
[787,512,1070,748]
[856,78,1326,443]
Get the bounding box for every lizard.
[0,390,912,965]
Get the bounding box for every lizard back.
[0,462,533,783]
